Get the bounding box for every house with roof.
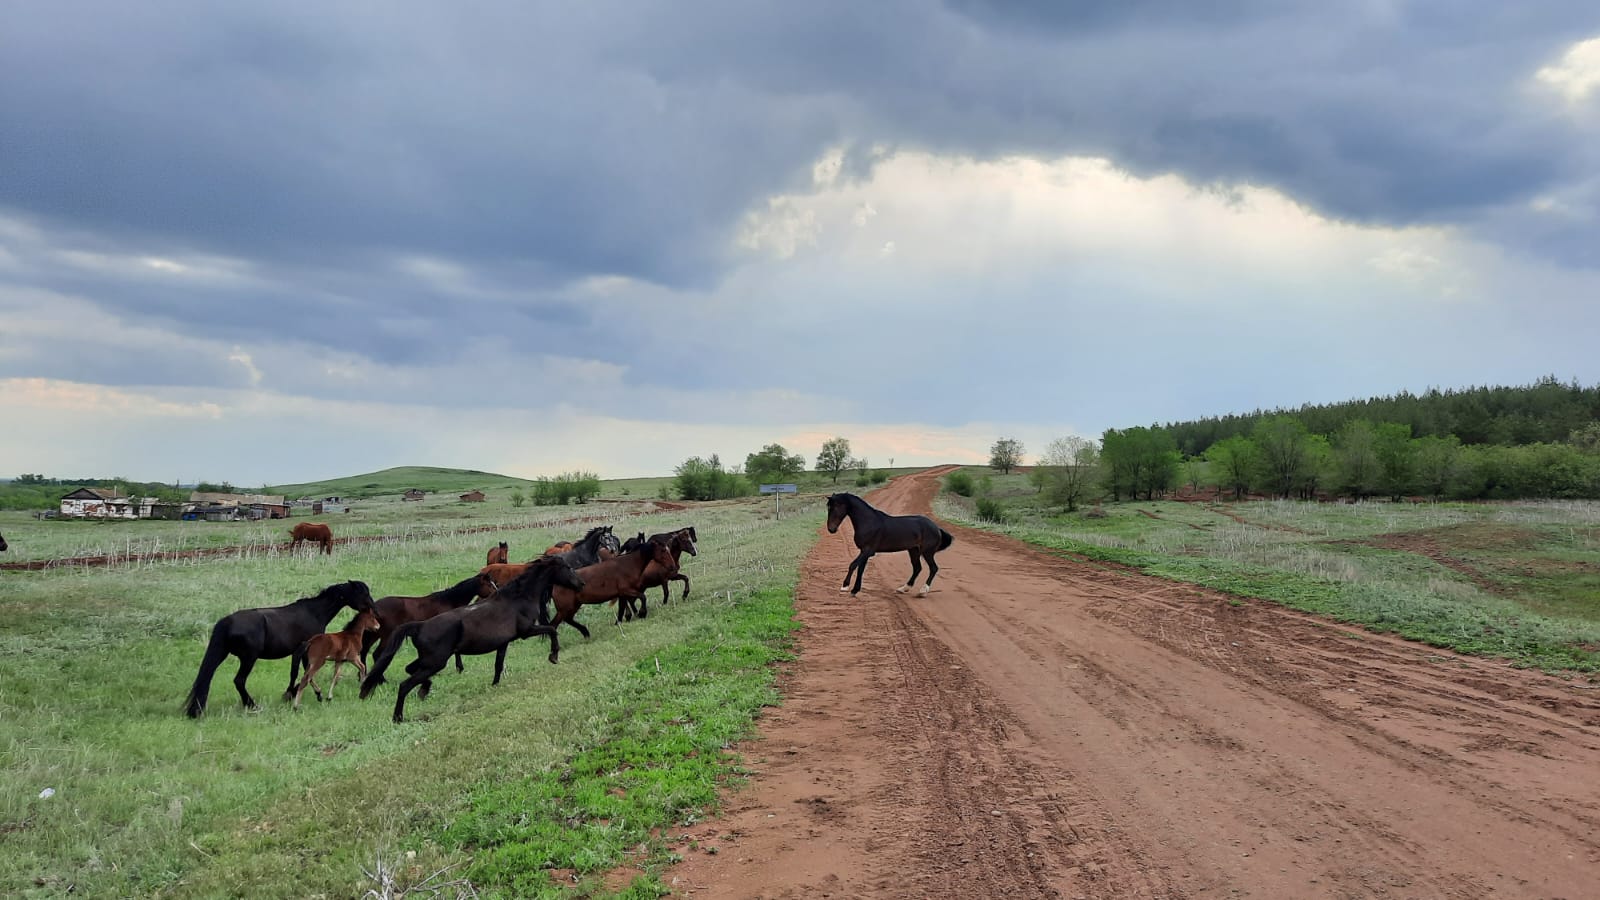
[60,487,128,518]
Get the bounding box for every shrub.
[945,470,975,497]
[974,496,1009,523]
[509,490,525,508]
[855,475,871,487]
[871,470,889,484]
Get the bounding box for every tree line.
[1162,376,1600,458]
[669,437,887,501]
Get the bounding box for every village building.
[459,490,486,502]
[59,487,128,518]
[187,492,290,519]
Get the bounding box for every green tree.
[673,454,753,501]
[816,437,853,483]
[1333,419,1381,499]
[989,438,1024,475]
[1035,435,1099,512]
[1414,434,1464,499]
[1252,416,1311,499]
[744,443,806,486]
[1205,435,1258,500]
[509,489,526,508]
[1101,426,1179,500]
[1374,423,1417,500]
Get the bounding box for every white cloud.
[1536,36,1600,108]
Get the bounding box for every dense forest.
[1162,377,1599,457]
[1082,378,1600,503]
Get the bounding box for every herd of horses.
[167,489,954,725]
[184,522,705,723]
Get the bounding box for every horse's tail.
[184,620,230,718]
[938,528,954,552]
[360,621,421,699]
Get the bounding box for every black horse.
[360,557,584,723]
[550,525,620,568]
[826,493,953,596]
[183,580,374,717]
[0,530,7,552]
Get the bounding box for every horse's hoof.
[918,585,931,597]
[895,585,910,594]
[839,586,850,594]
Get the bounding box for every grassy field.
[0,491,829,899]
[939,468,1600,674]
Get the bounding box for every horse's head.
[356,608,381,632]
[552,558,585,593]
[649,536,677,570]
[826,494,849,533]
[598,527,622,557]
[672,529,697,557]
[620,532,646,554]
[476,573,499,599]
[340,580,376,611]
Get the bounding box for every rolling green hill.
[268,466,536,499]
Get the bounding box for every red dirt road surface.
[669,467,1600,899]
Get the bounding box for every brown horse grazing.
[289,522,334,555]
[184,580,374,717]
[545,537,677,663]
[486,541,509,565]
[360,557,584,722]
[365,576,484,673]
[291,609,380,708]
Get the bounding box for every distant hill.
[268,466,537,500]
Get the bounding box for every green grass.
[937,490,1600,674]
[0,495,826,898]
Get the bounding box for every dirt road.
[669,467,1600,898]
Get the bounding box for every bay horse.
[289,522,334,555]
[826,492,953,596]
[291,609,380,708]
[486,541,509,565]
[544,537,677,663]
[183,580,374,717]
[616,527,697,616]
[364,575,484,673]
[360,557,584,723]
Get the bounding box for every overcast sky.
[3,2,1598,485]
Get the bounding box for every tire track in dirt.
[668,469,1600,899]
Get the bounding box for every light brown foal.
[292,609,380,708]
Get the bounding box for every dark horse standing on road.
[360,557,584,722]
[826,492,953,596]
[184,580,374,717]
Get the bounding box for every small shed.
[402,489,426,501]
[459,490,486,503]
[60,487,126,519]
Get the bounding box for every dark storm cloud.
[2,0,1597,373]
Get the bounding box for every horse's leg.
[393,678,418,723]
[234,655,259,710]
[673,573,690,601]
[841,550,870,593]
[920,549,939,596]
[361,631,379,665]
[292,657,319,709]
[634,590,648,620]
[547,626,562,665]
[897,549,921,594]
[851,551,873,595]
[326,661,343,700]
[454,652,465,674]
[492,646,509,685]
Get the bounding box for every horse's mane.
[577,526,610,546]
[498,557,569,601]
[435,575,483,604]
[300,580,366,604]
